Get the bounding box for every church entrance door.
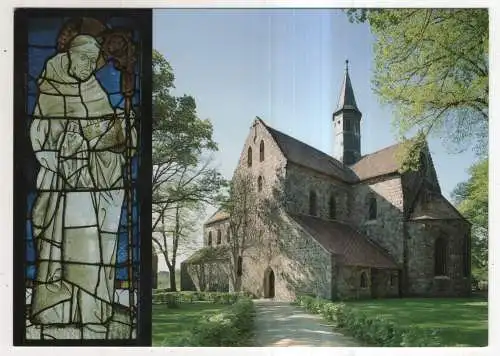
[264,268,275,298]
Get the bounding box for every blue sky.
[153,9,479,267]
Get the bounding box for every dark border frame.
[13,8,152,347]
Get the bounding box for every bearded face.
[68,41,100,82]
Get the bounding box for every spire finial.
[345,59,349,72]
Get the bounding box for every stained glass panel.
[14,9,152,345]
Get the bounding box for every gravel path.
[252,299,361,347]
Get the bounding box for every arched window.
[226,228,231,243]
[260,140,265,162]
[329,194,336,219]
[435,237,447,276]
[208,231,213,247]
[309,190,317,216]
[390,273,397,287]
[360,272,368,288]
[257,176,263,192]
[216,230,222,245]
[368,195,377,220]
[247,147,252,167]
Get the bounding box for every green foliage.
[396,131,427,173]
[153,49,217,166]
[152,50,226,291]
[346,9,488,157]
[185,298,255,346]
[294,295,442,347]
[453,158,488,280]
[152,291,246,305]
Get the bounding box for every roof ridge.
[263,123,350,170]
[355,141,402,162]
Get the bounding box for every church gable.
[409,187,466,221]
[234,118,288,190]
[401,144,443,217]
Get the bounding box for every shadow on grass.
[152,303,226,346]
[344,297,488,347]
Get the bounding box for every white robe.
[29,52,137,328]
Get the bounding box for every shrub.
[186,298,255,346]
[293,295,442,347]
[152,291,243,305]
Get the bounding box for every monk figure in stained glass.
[29,34,136,339]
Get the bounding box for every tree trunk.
[168,264,177,292]
[233,276,242,292]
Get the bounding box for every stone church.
[181,62,472,300]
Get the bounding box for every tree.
[152,50,225,289]
[346,9,488,158]
[452,159,488,281]
[220,172,264,292]
[152,200,204,291]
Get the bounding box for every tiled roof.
[262,122,359,183]
[290,214,399,269]
[349,143,403,181]
[260,119,404,183]
[205,209,230,225]
[183,246,230,264]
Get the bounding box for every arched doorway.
[264,268,275,298]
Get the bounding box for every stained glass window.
[14,9,152,345]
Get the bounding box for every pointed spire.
[334,59,361,116]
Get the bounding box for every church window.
[258,176,263,192]
[208,231,213,246]
[309,190,318,216]
[434,237,448,276]
[15,10,151,343]
[368,195,377,220]
[260,140,265,162]
[216,230,222,245]
[237,256,243,276]
[360,272,368,288]
[390,273,397,287]
[247,147,253,167]
[344,119,353,131]
[227,228,231,243]
[329,195,337,219]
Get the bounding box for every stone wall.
[204,219,230,247]
[406,219,471,296]
[285,163,351,222]
[336,266,372,299]
[336,265,399,300]
[352,177,405,264]
[239,213,334,301]
[236,119,288,198]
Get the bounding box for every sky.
[153,8,480,271]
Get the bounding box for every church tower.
[333,60,362,165]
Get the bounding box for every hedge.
[152,291,253,307]
[294,295,442,347]
[180,297,256,346]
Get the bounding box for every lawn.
[344,297,488,347]
[152,302,226,346]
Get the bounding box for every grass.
[344,297,488,347]
[152,302,226,346]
